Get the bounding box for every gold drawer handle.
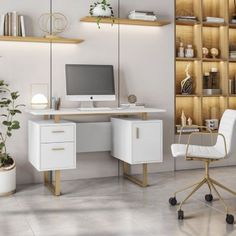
[136,128,139,139]
[52,148,65,151]
[52,131,65,133]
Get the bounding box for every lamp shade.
[31,84,49,110]
[31,93,48,109]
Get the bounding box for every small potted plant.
[0,80,24,196]
[90,0,114,28]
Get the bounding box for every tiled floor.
[2,167,236,236]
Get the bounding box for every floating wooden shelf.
[202,22,227,27]
[80,16,171,27]
[176,94,201,97]
[0,36,84,44]
[202,58,227,62]
[229,59,236,62]
[176,20,200,26]
[229,23,236,29]
[202,95,227,97]
[176,57,201,61]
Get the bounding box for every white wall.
[0,0,175,184]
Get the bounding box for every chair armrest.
[185,132,227,159]
[178,125,212,144]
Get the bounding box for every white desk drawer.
[41,125,74,143]
[40,143,76,170]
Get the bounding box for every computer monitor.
[65,64,115,102]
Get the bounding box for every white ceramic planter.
[0,162,16,196]
[92,4,112,17]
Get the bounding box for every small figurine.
[128,94,137,104]
[210,48,219,59]
[185,44,194,58]
[181,63,193,95]
[178,41,185,58]
[181,110,187,127]
[187,117,193,126]
[202,47,209,58]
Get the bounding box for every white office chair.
[169,109,236,224]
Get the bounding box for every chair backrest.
[215,109,236,157]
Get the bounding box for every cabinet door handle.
[52,148,65,151]
[52,131,65,133]
[136,128,139,139]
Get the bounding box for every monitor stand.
[78,101,112,111]
[80,101,95,109]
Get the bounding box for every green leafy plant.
[89,0,114,29]
[0,80,24,168]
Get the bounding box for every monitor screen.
[66,64,115,96]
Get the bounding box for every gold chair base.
[123,162,148,187]
[44,170,61,196]
[175,161,236,214]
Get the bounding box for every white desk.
[27,107,166,195]
[29,107,166,121]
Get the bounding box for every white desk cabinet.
[28,120,76,171]
[111,118,163,164]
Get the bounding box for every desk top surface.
[27,108,166,116]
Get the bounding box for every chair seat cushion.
[171,144,225,159]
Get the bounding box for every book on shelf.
[176,125,200,133]
[0,11,26,37]
[0,14,5,36]
[128,10,157,21]
[129,10,155,15]
[20,15,26,37]
[176,16,198,21]
[204,17,224,23]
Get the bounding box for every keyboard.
[78,107,113,111]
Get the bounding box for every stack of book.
[176,125,200,134]
[204,17,224,23]
[229,45,236,59]
[230,51,236,59]
[0,11,26,37]
[176,16,198,22]
[128,10,157,21]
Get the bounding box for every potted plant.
[90,0,114,28]
[0,80,24,196]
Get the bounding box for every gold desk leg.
[123,162,148,187]
[141,113,148,120]
[54,115,61,123]
[44,170,61,196]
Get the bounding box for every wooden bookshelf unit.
[175,0,236,133]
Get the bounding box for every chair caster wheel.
[178,210,184,220]
[169,197,177,206]
[205,194,213,202]
[226,214,234,224]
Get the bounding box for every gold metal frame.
[123,162,148,187]
[44,170,61,196]
[174,130,236,215]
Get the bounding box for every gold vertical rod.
[54,170,61,196]
[141,112,148,120]
[44,171,49,184]
[205,161,209,178]
[54,115,61,123]
[143,163,148,187]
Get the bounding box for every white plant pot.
[0,162,16,196]
[92,4,112,17]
